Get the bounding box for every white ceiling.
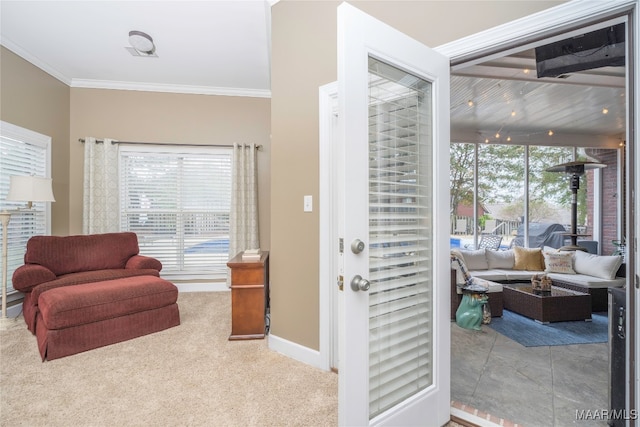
[0,1,627,145]
[451,51,626,146]
[0,0,272,97]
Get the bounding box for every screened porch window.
[450,142,619,254]
[119,146,232,279]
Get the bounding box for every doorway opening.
[320,2,637,425]
[445,13,632,427]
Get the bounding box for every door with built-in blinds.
[338,4,450,426]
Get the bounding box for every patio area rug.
[487,310,608,347]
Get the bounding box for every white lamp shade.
[6,175,55,203]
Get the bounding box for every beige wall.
[70,88,271,248]
[1,47,71,235]
[1,46,270,251]
[270,0,565,350]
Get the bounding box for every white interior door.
[337,3,450,426]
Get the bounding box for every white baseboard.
[268,333,327,371]
[175,283,229,293]
[6,302,23,318]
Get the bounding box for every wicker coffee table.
[503,284,592,323]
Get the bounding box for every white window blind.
[119,146,232,279]
[367,58,433,418]
[0,121,52,295]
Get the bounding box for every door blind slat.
[367,57,434,419]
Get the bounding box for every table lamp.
[545,161,605,251]
[1,175,55,329]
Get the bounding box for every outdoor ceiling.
[451,50,626,147]
[0,1,627,144]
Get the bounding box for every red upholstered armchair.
[13,232,163,333]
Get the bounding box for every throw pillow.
[543,251,576,274]
[458,249,488,270]
[486,249,515,269]
[573,250,623,280]
[513,246,545,271]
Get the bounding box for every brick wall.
[586,149,622,255]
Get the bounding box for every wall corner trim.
[268,334,328,371]
[436,0,636,65]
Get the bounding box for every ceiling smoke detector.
[127,30,157,57]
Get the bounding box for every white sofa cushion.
[471,269,511,282]
[456,277,503,294]
[573,250,623,280]
[547,272,625,289]
[458,249,488,270]
[486,249,514,269]
[504,270,543,282]
[543,251,576,274]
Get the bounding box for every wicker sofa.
[12,232,180,360]
[451,246,625,312]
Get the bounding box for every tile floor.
[451,315,609,427]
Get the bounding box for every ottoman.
[35,275,180,361]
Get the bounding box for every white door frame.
[319,0,639,418]
[319,81,339,371]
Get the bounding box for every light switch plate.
[304,195,313,212]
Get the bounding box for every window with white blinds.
[119,146,232,279]
[0,121,52,295]
[367,58,433,418]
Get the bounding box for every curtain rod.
[78,138,262,150]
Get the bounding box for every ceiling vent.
[126,30,158,57]
[125,46,158,58]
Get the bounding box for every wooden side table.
[227,251,269,340]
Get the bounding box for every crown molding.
[2,37,271,98]
[70,79,272,98]
[1,37,71,86]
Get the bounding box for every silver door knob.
[351,239,365,254]
[351,275,370,292]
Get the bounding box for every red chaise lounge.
[12,232,180,361]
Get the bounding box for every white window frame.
[118,144,232,282]
[0,121,52,302]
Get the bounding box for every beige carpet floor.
[0,292,338,427]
